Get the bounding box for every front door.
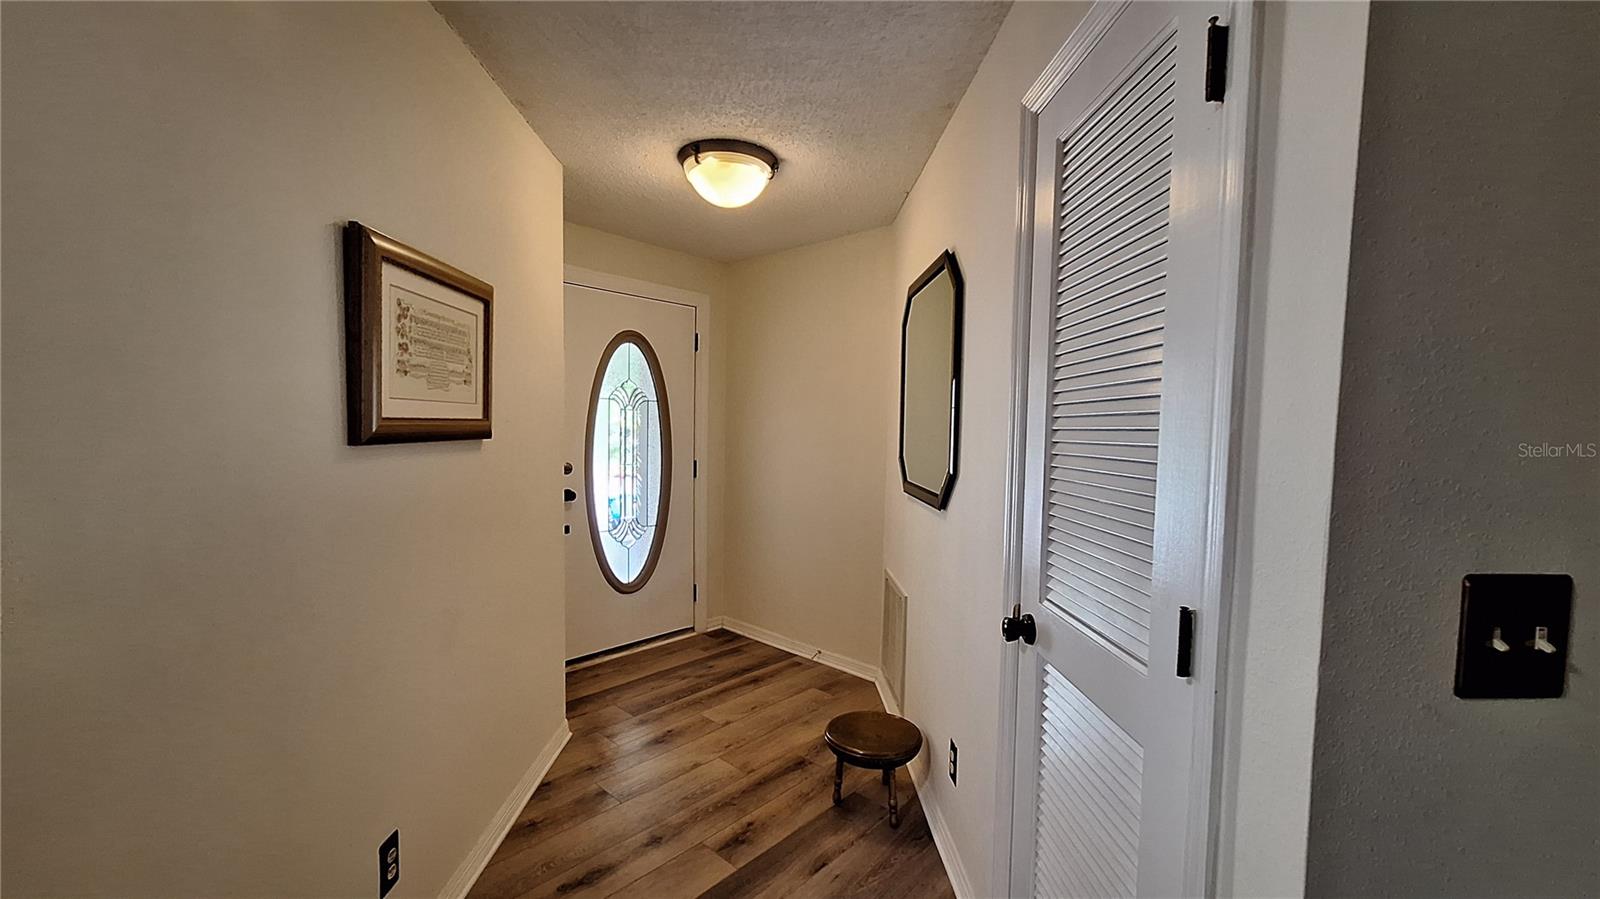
[564,282,696,660]
[1008,2,1247,896]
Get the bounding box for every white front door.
[1008,2,1248,896]
[564,283,696,660]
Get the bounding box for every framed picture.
[343,221,493,444]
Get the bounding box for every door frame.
[564,265,715,635]
[991,2,1260,895]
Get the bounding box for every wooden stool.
[823,710,923,827]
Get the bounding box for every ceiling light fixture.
[677,139,779,209]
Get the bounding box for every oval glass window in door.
[585,331,672,593]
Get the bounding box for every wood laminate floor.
[468,631,955,899]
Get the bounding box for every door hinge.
[693,459,698,478]
[693,584,699,603]
[1204,16,1229,103]
[1176,606,1196,678]
[694,332,700,352]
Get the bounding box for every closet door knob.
[1001,613,1036,645]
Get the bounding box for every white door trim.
[991,2,1259,894]
[563,265,714,635]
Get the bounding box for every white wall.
[1305,3,1600,895]
[882,3,1091,894]
[1214,3,1370,896]
[0,5,567,897]
[721,229,896,667]
[563,222,732,625]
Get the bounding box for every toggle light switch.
[1454,574,1573,699]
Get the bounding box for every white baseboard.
[565,629,697,672]
[439,722,572,899]
[874,671,901,716]
[908,754,978,899]
[715,616,880,683]
[713,615,901,723]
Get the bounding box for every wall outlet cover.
[378,829,400,898]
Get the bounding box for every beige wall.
[0,5,567,897]
[883,3,1091,893]
[565,222,894,669]
[564,223,732,624]
[565,222,730,302]
[724,229,896,666]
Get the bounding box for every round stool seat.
[823,711,922,829]
[824,711,923,767]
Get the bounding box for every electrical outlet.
[948,739,958,785]
[378,830,399,898]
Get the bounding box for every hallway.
[4,3,1595,897]
[469,632,954,898]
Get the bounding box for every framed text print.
[343,221,493,444]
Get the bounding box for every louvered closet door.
[1009,3,1244,897]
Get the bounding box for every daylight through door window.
[586,332,671,592]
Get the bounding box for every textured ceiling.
[435,2,1010,261]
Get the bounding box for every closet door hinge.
[694,332,700,352]
[693,584,699,603]
[693,459,698,478]
[1204,16,1230,103]
[1176,606,1196,678]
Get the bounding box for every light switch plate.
[1454,573,1573,699]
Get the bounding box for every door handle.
[1002,612,1036,645]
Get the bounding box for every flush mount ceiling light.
[677,139,779,209]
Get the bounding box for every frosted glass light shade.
[677,141,778,209]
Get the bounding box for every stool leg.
[886,767,900,828]
[833,757,844,806]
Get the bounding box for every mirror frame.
[899,250,964,510]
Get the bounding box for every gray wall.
[1306,3,1600,896]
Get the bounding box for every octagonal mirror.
[900,250,963,510]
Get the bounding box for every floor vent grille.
[883,573,908,712]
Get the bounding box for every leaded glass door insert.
[585,330,672,592]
